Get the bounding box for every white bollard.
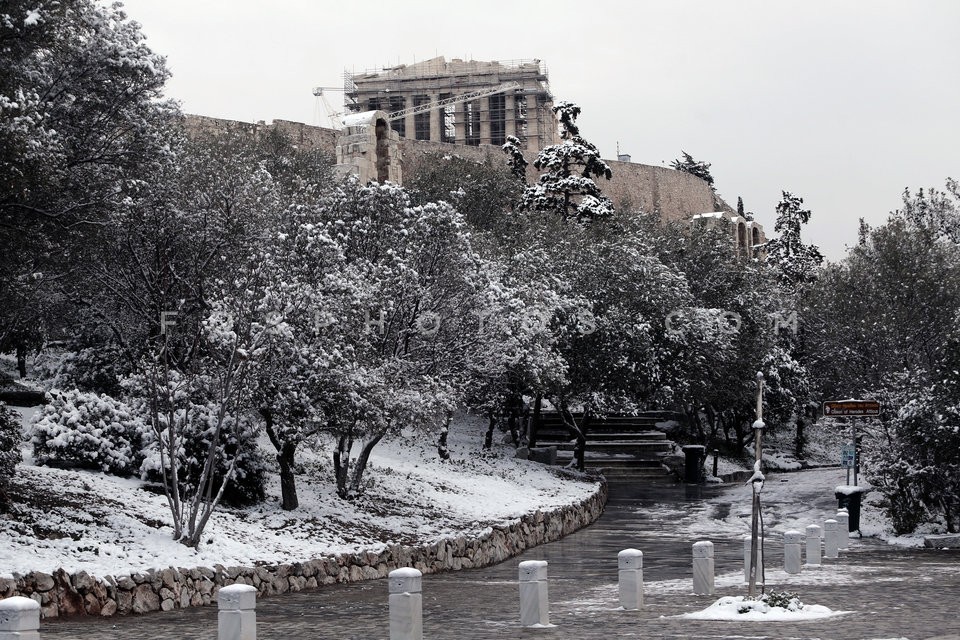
[617,549,644,610]
[742,535,764,583]
[519,560,549,627]
[805,524,822,566]
[692,541,715,595]
[218,584,257,640]
[0,596,41,640]
[835,510,850,549]
[784,530,803,574]
[388,568,423,640]
[824,519,839,559]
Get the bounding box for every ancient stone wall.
[183,115,728,223]
[0,480,607,619]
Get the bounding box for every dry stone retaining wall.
[0,481,607,619]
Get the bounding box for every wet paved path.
[42,476,960,639]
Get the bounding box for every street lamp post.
[748,371,765,597]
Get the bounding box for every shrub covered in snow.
[0,402,23,511]
[139,404,267,508]
[49,344,130,396]
[28,389,149,476]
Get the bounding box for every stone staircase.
[531,412,679,481]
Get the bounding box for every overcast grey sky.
[119,0,959,260]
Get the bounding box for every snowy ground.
[1,411,600,580]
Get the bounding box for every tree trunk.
[15,341,27,379]
[794,413,806,460]
[348,433,385,498]
[530,394,543,448]
[262,408,299,511]
[483,412,495,450]
[278,441,299,511]
[437,416,451,461]
[333,433,352,499]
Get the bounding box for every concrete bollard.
[388,568,423,640]
[743,535,763,583]
[617,549,644,610]
[519,560,549,627]
[784,530,803,574]
[824,519,839,559]
[0,596,41,640]
[805,524,822,566]
[836,510,850,549]
[692,541,715,595]
[217,584,257,640]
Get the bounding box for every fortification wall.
[183,115,728,221]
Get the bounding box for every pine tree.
[765,191,824,288]
[671,151,715,191]
[501,135,528,182]
[518,102,613,222]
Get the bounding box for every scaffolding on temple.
[342,57,560,153]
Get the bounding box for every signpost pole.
[748,371,765,597]
[852,418,858,487]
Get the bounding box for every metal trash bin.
[835,487,867,532]
[682,445,706,484]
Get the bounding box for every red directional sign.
[823,400,881,417]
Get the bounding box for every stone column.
[217,584,257,640]
[784,530,803,574]
[388,568,423,640]
[806,524,822,566]
[505,92,517,140]
[617,549,643,610]
[836,510,850,549]
[518,560,549,627]
[692,541,715,595]
[429,95,441,142]
[0,597,40,640]
[824,519,839,559]
[479,97,491,145]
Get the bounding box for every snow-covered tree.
[671,151,715,191]
[518,102,613,222]
[293,181,496,499]
[122,258,283,547]
[406,152,520,231]
[804,216,960,398]
[864,337,960,533]
[502,135,528,182]
[765,192,824,289]
[0,402,22,513]
[895,178,960,245]
[0,0,178,371]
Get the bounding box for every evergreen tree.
[518,102,613,222]
[501,135,528,182]
[671,151,715,191]
[765,191,824,288]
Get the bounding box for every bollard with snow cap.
[784,530,803,574]
[692,541,715,595]
[519,560,549,627]
[835,510,850,549]
[824,519,839,559]
[806,524,822,566]
[617,549,644,610]
[742,535,764,583]
[0,596,40,640]
[218,583,257,640]
[388,568,423,640]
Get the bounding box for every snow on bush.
[0,402,23,511]
[28,389,148,476]
[138,403,268,508]
[683,591,841,621]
